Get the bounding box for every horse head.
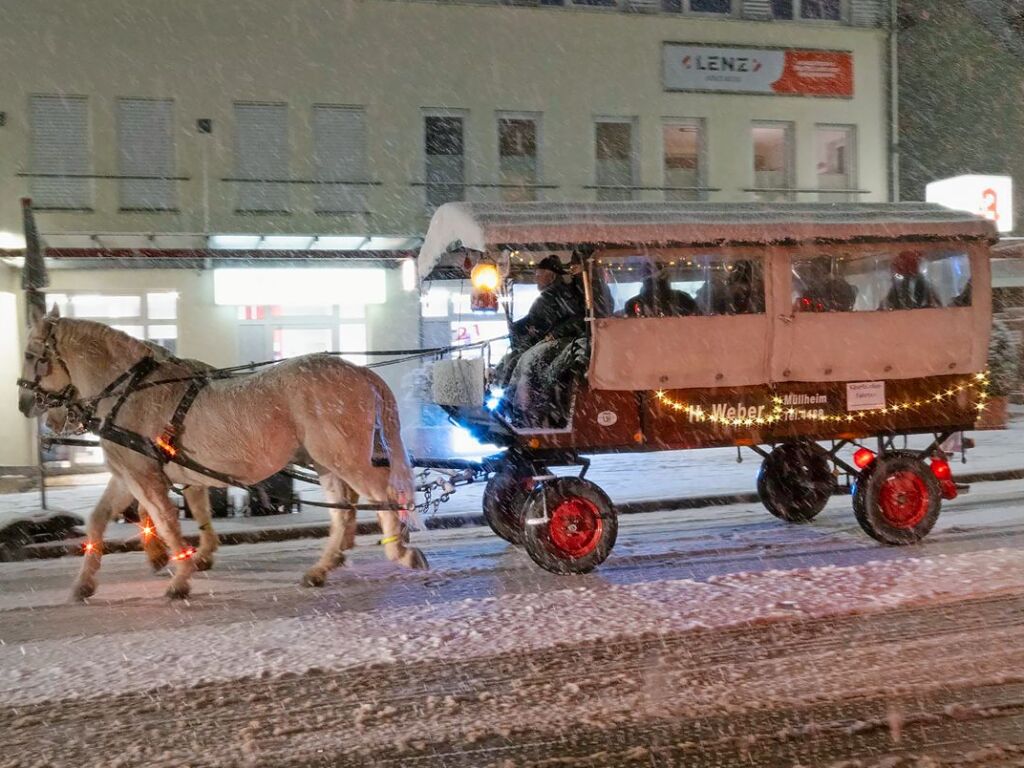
[18,304,74,418]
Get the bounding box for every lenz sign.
[663,43,854,98]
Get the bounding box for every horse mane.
[55,317,152,364]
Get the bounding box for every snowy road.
[1,480,1024,767]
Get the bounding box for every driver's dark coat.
[511,279,585,349]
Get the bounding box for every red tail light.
[930,459,952,480]
[853,447,876,469]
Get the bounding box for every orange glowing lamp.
[853,447,876,470]
[470,260,500,312]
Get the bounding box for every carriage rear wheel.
[853,450,941,545]
[757,441,835,523]
[521,477,617,574]
[482,468,533,545]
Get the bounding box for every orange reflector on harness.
[83,541,98,554]
[173,547,196,561]
[154,433,177,458]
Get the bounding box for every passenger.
[571,250,614,319]
[726,260,765,314]
[695,271,731,315]
[624,263,697,317]
[793,256,858,312]
[882,250,940,310]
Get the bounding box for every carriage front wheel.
[521,477,617,574]
[482,468,534,545]
[757,441,835,523]
[853,450,941,545]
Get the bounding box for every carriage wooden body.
[418,202,997,573]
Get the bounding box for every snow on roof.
[418,201,997,279]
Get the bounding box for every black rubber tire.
[853,450,941,545]
[521,477,618,575]
[482,469,532,545]
[757,441,836,523]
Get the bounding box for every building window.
[29,95,91,210]
[595,119,637,202]
[770,0,842,19]
[312,105,368,215]
[816,124,856,202]
[498,114,540,203]
[663,120,705,201]
[663,0,732,11]
[751,122,794,201]
[117,98,176,212]
[424,114,465,209]
[234,102,289,213]
[690,0,731,12]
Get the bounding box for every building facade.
[0,0,892,469]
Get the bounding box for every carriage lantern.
[470,257,500,312]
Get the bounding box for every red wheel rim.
[548,497,604,558]
[878,471,930,529]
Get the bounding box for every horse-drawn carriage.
[416,202,996,574]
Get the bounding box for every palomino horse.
[19,307,425,600]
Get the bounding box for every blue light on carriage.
[485,387,504,411]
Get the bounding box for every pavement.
[3,405,1023,560]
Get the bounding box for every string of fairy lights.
[653,371,990,428]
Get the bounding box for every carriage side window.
[598,253,765,317]
[792,250,971,313]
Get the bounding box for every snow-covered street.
[2,479,1023,767]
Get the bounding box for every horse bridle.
[17,318,79,412]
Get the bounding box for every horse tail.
[374,385,419,530]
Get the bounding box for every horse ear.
[48,303,61,319]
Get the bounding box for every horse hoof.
[404,548,429,570]
[70,581,96,602]
[302,569,326,588]
[194,553,215,572]
[165,582,191,600]
[148,550,170,572]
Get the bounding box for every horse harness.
[18,320,421,515]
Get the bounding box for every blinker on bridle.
[16,319,78,411]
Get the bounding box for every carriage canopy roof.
[417,201,997,280]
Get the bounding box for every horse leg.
[139,508,170,572]
[183,486,218,572]
[348,465,427,571]
[302,473,356,588]
[70,477,133,601]
[129,478,195,600]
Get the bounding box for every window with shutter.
[424,114,465,209]
[29,95,91,210]
[118,98,176,211]
[234,103,289,213]
[312,106,368,214]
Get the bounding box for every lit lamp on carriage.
[470,256,500,312]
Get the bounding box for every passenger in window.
[793,256,857,312]
[695,270,731,315]
[726,260,765,314]
[953,278,972,307]
[624,263,698,317]
[882,250,941,310]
